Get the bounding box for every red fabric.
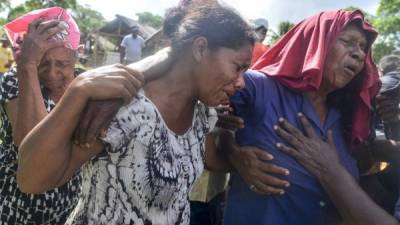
[252,10,380,147]
[251,42,269,66]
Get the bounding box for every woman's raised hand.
[18,19,67,66]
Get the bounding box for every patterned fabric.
[0,67,81,225]
[66,92,217,225]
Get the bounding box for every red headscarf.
[252,10,380,147]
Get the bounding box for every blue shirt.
[224,70,359,225]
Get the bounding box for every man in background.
[120,26,145,65]
[250,18,269,65]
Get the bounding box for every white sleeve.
[101,96,155,153]
[101,98,139,152]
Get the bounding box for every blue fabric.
[395,195,400,221]
[224,70,359,225]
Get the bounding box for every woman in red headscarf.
[220,9,389,225]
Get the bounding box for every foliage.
[0,0,10,12]
[72,4,106,36]
[269,21,295,44]
[372,0,400,62]
[344,6,375,22]
[3,0,104,37]
[136,12,163,29]
[7,0,77,21]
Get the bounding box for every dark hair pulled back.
[163,0,255,56]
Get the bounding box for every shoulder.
[101,93,158,149]
[243,70,274,85]
[121,35,130,42]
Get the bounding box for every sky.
[11,0,380,31]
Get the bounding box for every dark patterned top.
[65,91,217,225]
[0,67,81,225]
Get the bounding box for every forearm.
[17,83,89,193]
[127,47,171,82]
[318,164,398,225]
[13,64,48,145]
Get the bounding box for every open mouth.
[344,66,356,76]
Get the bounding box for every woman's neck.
[144,61,197,135]
[305,90,329,124]
[304,75,337,124]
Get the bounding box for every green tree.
[7,0,77,21]
[4,0,104,37]
[277,21,294,36]
[72,4,106,36]
[344,6,375,22]
[0,0,10,11]
[136,12,163,29]
[269,21,295,44]
[372,0,400,62]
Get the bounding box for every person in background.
[120,25,145,65]
[0,37,13,74]
[250,18,269,65]
[379,55,400,76]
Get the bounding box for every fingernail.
[279,190,285,195]
[276,143,281,148]
[273,125,278,130]
[298,112,303,117]
[85,143,90,148]
[285,182,290,187]
[285,170,290,175]
[267,154,274,160]
[279,118,284,122]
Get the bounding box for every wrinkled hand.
[72,64,144,146]
[274,113,341,179]
[18,19,67,66]
[376,95,400,123]
[74,63,144,104]
[231,146,290,195]
[215,105,244,130]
